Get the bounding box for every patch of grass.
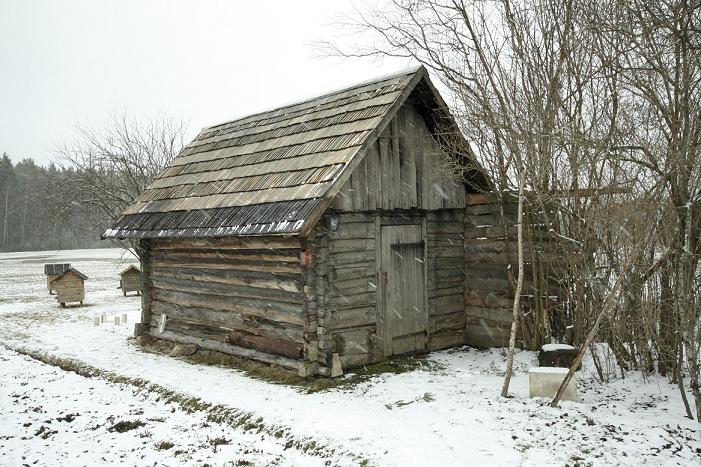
[208,436,230,446]
[138,338,445,394]
[154,440,175,451]
[385,392,436,410]
[108,419,145,433]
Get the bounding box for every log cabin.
[119,265,141,296]
[104,66,548,376]
[51,267,88,307]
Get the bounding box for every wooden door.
[380,224,427,356]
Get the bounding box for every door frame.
[375,214,429,357]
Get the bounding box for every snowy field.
[1,248,700,466]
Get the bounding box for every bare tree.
[323,0,701,416]
[54,111,186,255]
[323,0,630,393]
[591,0,701,419]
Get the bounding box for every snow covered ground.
[1,247,700,466]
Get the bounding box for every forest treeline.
[0,153,109,252]
[0,113,185,253]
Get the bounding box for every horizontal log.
[466,277,515,292]
[331,291,376,309]
[428,285,464,298]
[327,222,375,240]
[337,212,376,223]
[465,203,516,216]
[464,326,510,348]
[151,276,303,304]
[427,330,465,351]
[428,246,464,258]
[151,316,301,360]
[464,239,553,253]
[329,238,375,254]
[329,306,376,330]
[429,311,465,332]
[466,315,512,330]
[330,250,375,265]
[334,328,370,355]
[228,329,303,360]
[427,221,464,234]
[465,305,514,324]
[151,258,301,275]
[427,210,464,222]
[428,294,464,315]
[464,214,516,228]
[332,266,375,283]
[150,267,301,292]
[464,290,512,308]
[151,248,300,263]
[153,237,300,251]
[151,288,304,325]
[149,323,301,370]
[465,193,501,205]
[332,276,377,291]
[151,300,304,342]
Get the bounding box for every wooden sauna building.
[119,265,142,296]
[104,66,527,377]
[50,267,88,307]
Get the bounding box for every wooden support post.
[136,239,152,337]
[314,231,331,375]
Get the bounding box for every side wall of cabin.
[138,237,309,371]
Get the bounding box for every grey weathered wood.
[380,224,427,356]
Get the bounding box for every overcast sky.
[0,0,408,165]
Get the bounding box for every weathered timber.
[152,238,300,250]
[150,276,303,304]
[150,300,304,342]
[151,325,301,371]
[151,288,304,326]
[228,329,303,360]
[150,267,301,292]
[427,330,465,351]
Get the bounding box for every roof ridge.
[202,65,424,132]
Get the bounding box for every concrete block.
[529,367,577,401]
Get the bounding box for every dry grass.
[135,336,445,393]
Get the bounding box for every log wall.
[143,237,307,370]
[463,193,557,349]
[426,209,467,351]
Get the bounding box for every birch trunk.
[501,171,525,398]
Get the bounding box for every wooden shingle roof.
[103,66,487,239]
